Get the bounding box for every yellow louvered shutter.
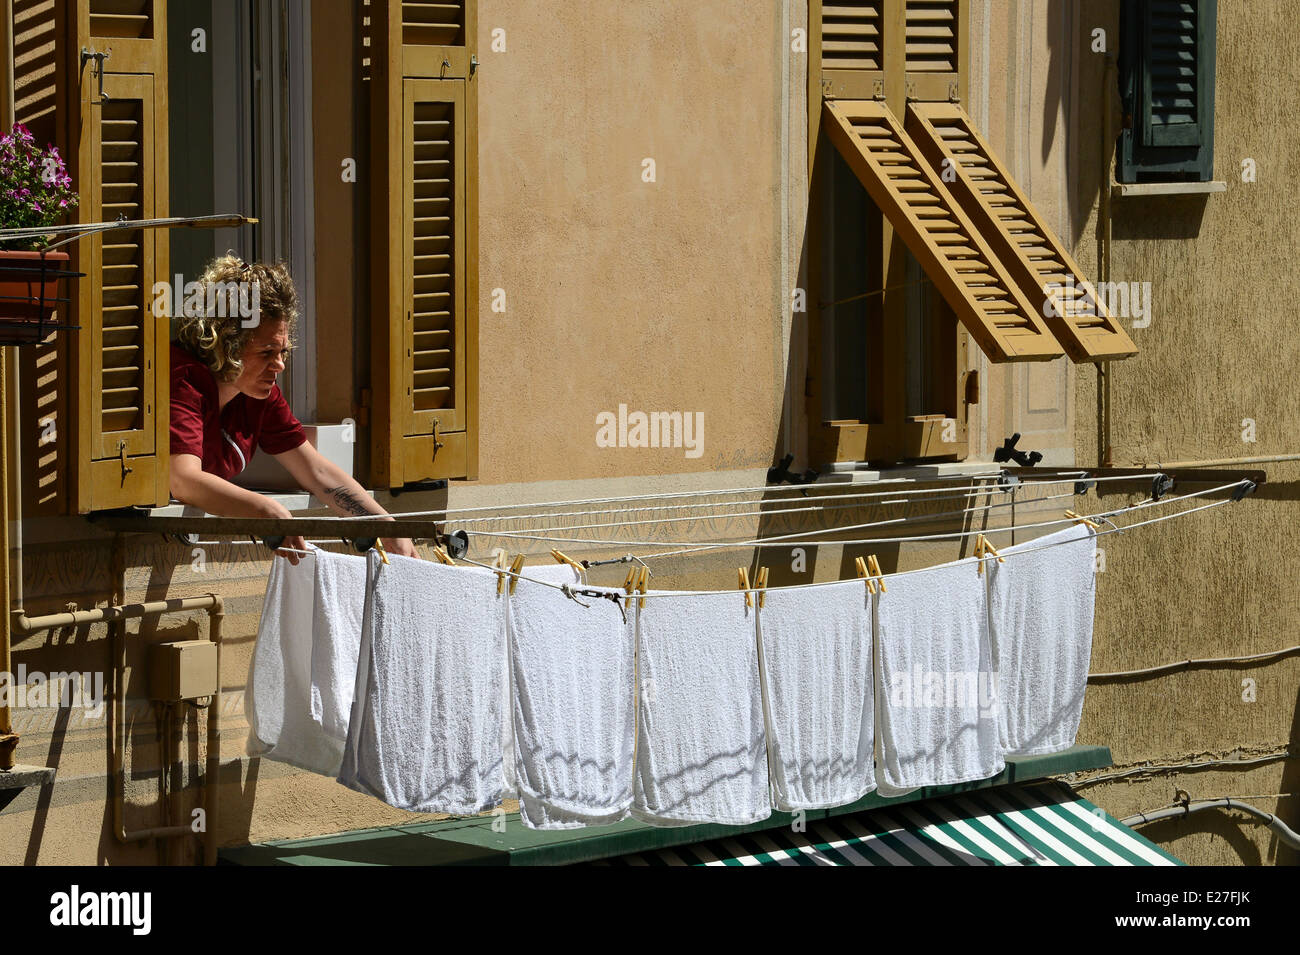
[822,100,1062,363]
[904,0,965,100]
[818,1,885,98]
[371,0,478,488]
[73,0,170,511]
[906,103,1137,362]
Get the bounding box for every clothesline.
[316,470,1165,522]
[447,480,1249,600]
[458,486,1082,539]
[466,479,1234,555]
[439,472,1149,526]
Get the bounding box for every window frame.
[1117,0,1217,183]
[806,0,973,467]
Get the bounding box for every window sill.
[1110,180,1226,198]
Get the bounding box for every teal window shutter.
[1118,0,1216,182]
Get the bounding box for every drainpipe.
[0,350,12,771]
[12,591,225,865]
[1096,53,1117,469]
[1123,799,1300,851]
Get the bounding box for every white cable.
[449,483,1247,600]
[467,487,1080,539]
[317,469,1162,522]
[472,479,1238,554]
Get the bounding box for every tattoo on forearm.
[324,484,373,517]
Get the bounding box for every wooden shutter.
[904,0,965,101]
[817,1,885,98]
[822,100,1062,363]
[1119,0,1216,181]
[907,103,1138,362]
[72,0,170,511]
[371,0,478,488]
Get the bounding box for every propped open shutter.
[1119,0,1216,181]
[907,103,1138,362]
[73,0,170,511]
[371,0,477,489]
[822,100,1062,363]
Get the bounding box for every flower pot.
[0,249,72,344]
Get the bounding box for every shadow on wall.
[1137,807,1266,865]
[1110,195,1211,241]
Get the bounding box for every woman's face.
[234,318,289,400]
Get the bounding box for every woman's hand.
[381,537,420,559]
[276,534,310,566]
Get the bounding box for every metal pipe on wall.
[13,592,225,864]
[0,349,12,771]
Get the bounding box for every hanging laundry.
[873,557,1003,796]
[987,524,1097,757]
[757,578,876,810]
[309,547,368,741]
[338,552,507,814]
[246,544,348,777]
[507,564,636,829]
[632,591,771,826]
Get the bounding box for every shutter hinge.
[357,387,371,428]
[873,79,885,100]
[948,81,960,103]
[432,419,444,455]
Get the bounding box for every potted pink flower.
[0,123,79,343]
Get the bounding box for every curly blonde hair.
[175,254,299,383]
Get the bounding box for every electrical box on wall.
[148,640,219,703]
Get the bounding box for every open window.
[807,0,1136,469]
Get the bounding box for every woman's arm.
[272,441,420,558]
[170,453,311,564]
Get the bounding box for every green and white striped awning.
[597,782,1183,866]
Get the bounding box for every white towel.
[873,557,1002,796]
[988,525,1097,756]
[757,578,875,810]
[246,546,347,776]
[309,547,368,741]
[508,563,636,829]
[632,590,771,826]
[339,551,507,814]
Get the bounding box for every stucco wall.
[1063,0,1300,865]
[3,0,1295,867]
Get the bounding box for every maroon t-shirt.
[169,341,307,481]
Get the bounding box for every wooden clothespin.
[494,550,508,595]
[867,555,887,593]
[374,537,390,565]
[855,556,875,595]
[624,566,638,596]
[550,548,585,576]
[636,566,649,610]
[975,534,1004,575]
[755,567,769,609]
[432,545,456,565]
[507,554,526,595]
[1065,509,1102,531]
[738,567,753,609]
